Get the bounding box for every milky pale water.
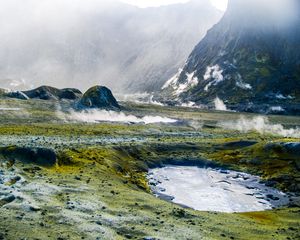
[148,166,289,213]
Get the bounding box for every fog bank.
[0,0,222,93]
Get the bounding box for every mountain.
[162,0,300,114]
[0,0,222,93]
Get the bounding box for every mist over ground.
[0,0,222,93]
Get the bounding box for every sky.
[122,0,228,11]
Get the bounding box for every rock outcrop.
[79,86,120,110]
[0,146,57,167]
[22,86,82,101]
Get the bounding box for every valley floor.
[0,99,299,240]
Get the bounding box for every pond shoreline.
[148,165,291,213]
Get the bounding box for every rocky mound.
[264,142,300,170]
[79,86,120,110]
[22,86,82,101]
[0,146,57,167]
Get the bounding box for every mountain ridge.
[161,0,300,114]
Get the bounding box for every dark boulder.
[0,194,16,207]
[0,146,57,167]
[79,86,120,110]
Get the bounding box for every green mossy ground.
[0,99,299,239]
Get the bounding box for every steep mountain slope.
[0,0,222,93]
[163,0,300,113]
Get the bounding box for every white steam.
[219,116,300,138]
[188,120,204,130]
[214,97,227,111]
[57,109,177,124]
[116,93,164,106]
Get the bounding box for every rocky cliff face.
[162,0,300,114]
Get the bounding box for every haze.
[0,0,224,93]
[0,0,295,94]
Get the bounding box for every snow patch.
[162,69,198,96]
[236,74,252,90]
[162,68,183,89]
[275,93,294,100]
[236,81,252,90]
[203,65,224,91]
[270,106,285,112]
[173,71,198,95]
